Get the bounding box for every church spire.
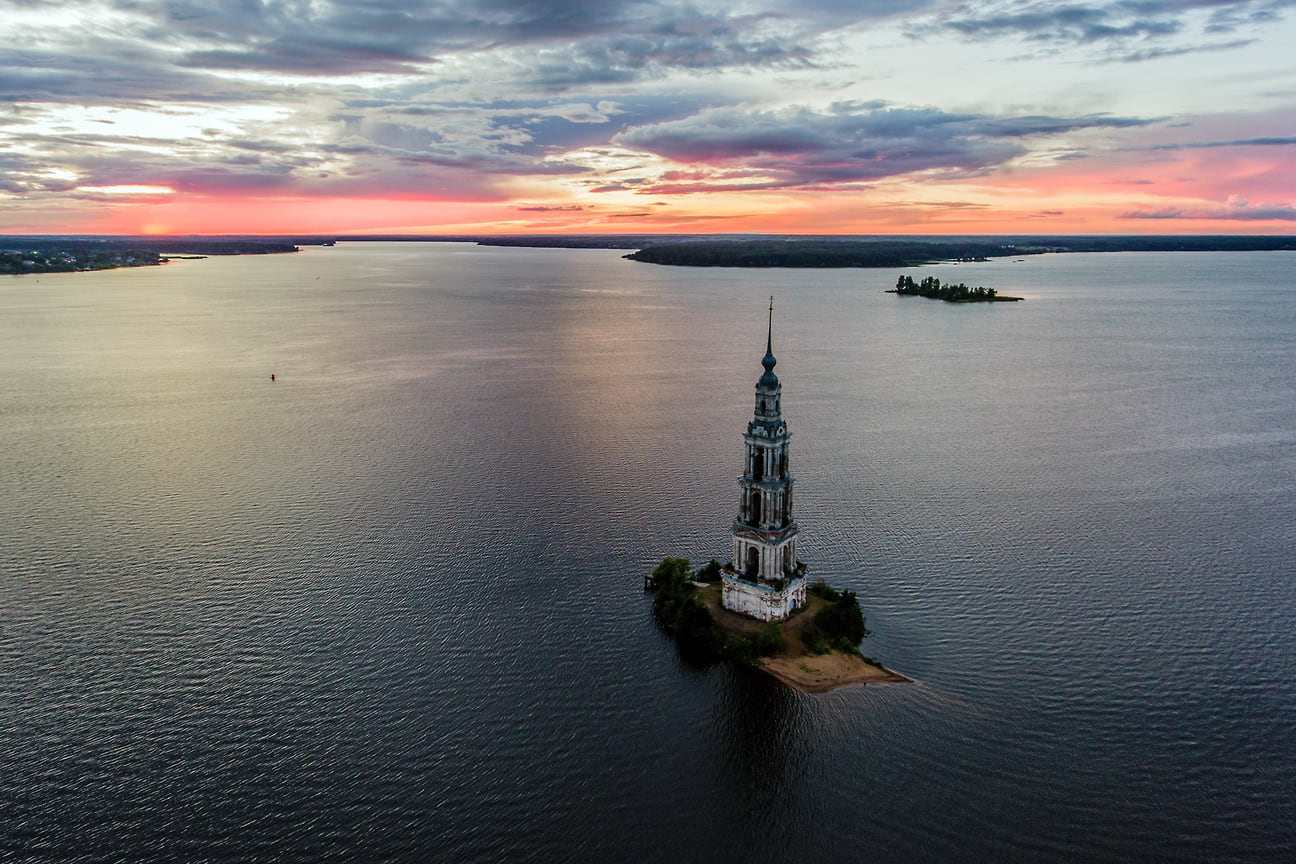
[765,295,774,363]
[759,295,779,388]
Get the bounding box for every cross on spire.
[761,296,778,380]
[767,295,774,357]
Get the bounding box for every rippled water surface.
[3,244,1294,862]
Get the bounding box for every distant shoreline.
[349,233,1296,268]
[0,237,302,275]
[4,234,1294,275]
[619,236,1296,268]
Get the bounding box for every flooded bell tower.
[721,297,807,621]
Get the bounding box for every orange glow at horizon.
[5,177,1296,238]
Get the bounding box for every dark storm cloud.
[615,103,1150,190]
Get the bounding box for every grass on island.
[648,557,910,692]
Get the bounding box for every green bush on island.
[755,621,786,656]
[800,622,829,655]
[650,558,725,660]
[807,579,868,653]
[724,622,786,664]
[808,579,840,601]
[696,558,722,582]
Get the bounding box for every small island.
[648,558,909,693]
[888,274,1022,303]
[647,300,907,693]
[645,300,902,694]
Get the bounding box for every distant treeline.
[623,235,1296,268]
[624,239,1002,268]
[0,236,305,275]
[0,237,305,256]
[1,248,161,275]
[10,234,1295,274]
[476,235,666,249]
[999,235,1296,254]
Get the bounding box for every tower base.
[721,569,807,622]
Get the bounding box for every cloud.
[101,0,826,82]
[548,102,623,123]
[1122,195,1296,219]
[921,0,1296,60]
[165,0,658,73]
[0,47,271,106]
[516,203,588,211]
[1148,135,1296,149]
[614,103,1149,191]
[1,0,1292,229]
[1114,36,1255,61]
[0,114,553,203]
[937,4,1180,43]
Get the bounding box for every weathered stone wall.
[722,575,807,622]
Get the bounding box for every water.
[2,243,1294,862]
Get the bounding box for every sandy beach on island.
[759,652,910,694]
[698,584,911,694]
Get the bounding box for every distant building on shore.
[721,298,807,621]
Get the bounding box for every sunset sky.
[4,0,1296,235]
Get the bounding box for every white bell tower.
[721,298,807,621]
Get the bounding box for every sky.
[3,0,1296,236]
